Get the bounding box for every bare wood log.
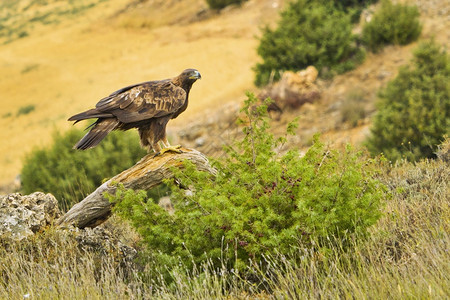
[57,147,216,228]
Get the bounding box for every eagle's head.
[174,69,201,90]
[181,69,201,81]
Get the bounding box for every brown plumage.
[68,69,201,152]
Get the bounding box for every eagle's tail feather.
[68,108,114,124]
[74,118,119,150]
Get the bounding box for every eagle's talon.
[152,145,183,157]
[159,145,183,155]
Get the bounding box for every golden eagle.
[68,69,201,154]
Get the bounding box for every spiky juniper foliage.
[362,0,421,52]
[333,0,379,23]
[254,0,364,86]
[335,0,378,9]
[112,93,386,277]
[366,41,450,161]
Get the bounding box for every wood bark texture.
[57,148,216,228]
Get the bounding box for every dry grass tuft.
[0,228,138,299]
[340,88,368,128]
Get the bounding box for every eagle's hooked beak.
[189,70,201,80]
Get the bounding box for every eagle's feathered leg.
[138,125,160,153]
[138,119,180,155]
[143,118,182,156]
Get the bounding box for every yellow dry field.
[0,0,284,184]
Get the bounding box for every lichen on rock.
[0,192,61,240]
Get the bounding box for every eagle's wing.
[95,80,187,123]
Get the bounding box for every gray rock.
[195,136,206,147]
[74,226,137,262]
[0,192,61,240]
[0,193,137,267]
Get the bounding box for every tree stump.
[57,148,216,228]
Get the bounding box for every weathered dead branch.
[57,148,216,228]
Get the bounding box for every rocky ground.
[0,192,138,267]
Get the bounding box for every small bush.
[16,104,35,116]
[335,0,377,8]
[21,128,146,210]
[112,93,386,276]
[254,0,364,86]
[205,0,246,10]
[333,0,379,22]
[366,41,450,161]
[362,0,421,52]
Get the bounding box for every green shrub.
[16,104,35,116]
[366,41,450,161]
[21,128,146,210]
[333,0,379,22]
[335,0,377,8]
[362,0,421,52]
[112,93,386,276]
[254,0,364,86]
[205,0,246,10]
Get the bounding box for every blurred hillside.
[0,0,448,187]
